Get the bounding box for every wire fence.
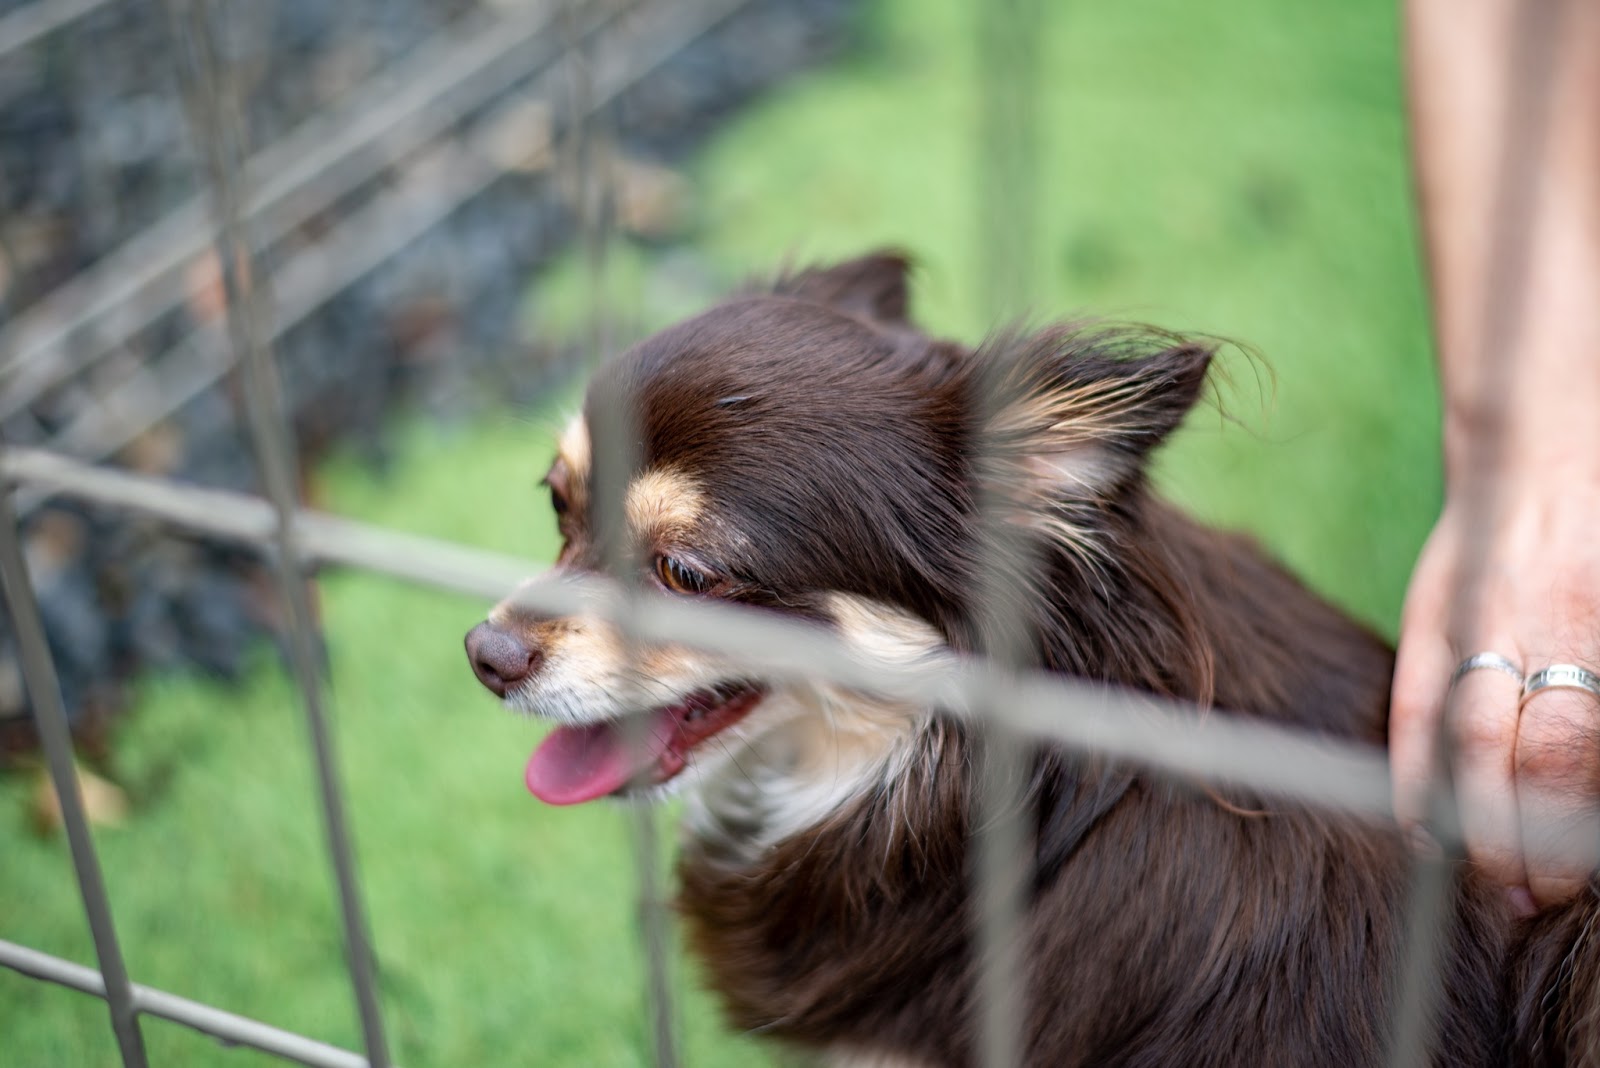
[0,0,1575,1065]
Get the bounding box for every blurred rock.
[31,763,129,834]
[614,156,695,242]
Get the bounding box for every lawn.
[0,0,1438,1064]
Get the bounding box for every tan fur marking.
[486,609,574,642]
[626,468,706,539]
[553,413,591,517]
[556,413,591,481]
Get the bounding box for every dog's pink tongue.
[524,713,674,805]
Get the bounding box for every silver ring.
[1449,651,1523,689]
[1520,664,1600,708]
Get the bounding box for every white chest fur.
[683,683,927,860]
[682,593,952,860]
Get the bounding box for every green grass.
[0,0,1439,1064]
[1,413,772,1067]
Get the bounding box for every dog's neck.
[684,684,930,863]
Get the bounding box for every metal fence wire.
[0,0,1574,1065]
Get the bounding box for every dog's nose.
[465,622,540,698]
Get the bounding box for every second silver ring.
[1520,664,1600,708]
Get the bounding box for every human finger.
[1447,661,1528,892]
[1514,676,1600,907]
[1390,626,1456,830]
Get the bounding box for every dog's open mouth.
[523,683,764,804]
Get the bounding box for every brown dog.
[466,253,1600,1066]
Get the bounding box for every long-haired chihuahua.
[466,253,1600,1067]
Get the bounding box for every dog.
[465,252,1600,1066]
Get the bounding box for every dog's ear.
[768,250,912,324]
[982,326,1215,501]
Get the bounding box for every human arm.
[1392,0,1600,910]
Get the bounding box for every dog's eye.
[549,485,569,517]
[655,554,708,595]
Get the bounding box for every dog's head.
[465,251,1214,808]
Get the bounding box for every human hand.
[1391,469,1600,912]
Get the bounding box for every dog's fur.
[468,252,1600,1066]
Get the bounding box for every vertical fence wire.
[559,3,680,1064]
[0,491,148,1068]
[162,2,394,1064]
[971,0,1043,1064]
[1383,1,1569,1062]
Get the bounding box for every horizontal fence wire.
[0,939,371,1068]
[2,444,1399,821]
